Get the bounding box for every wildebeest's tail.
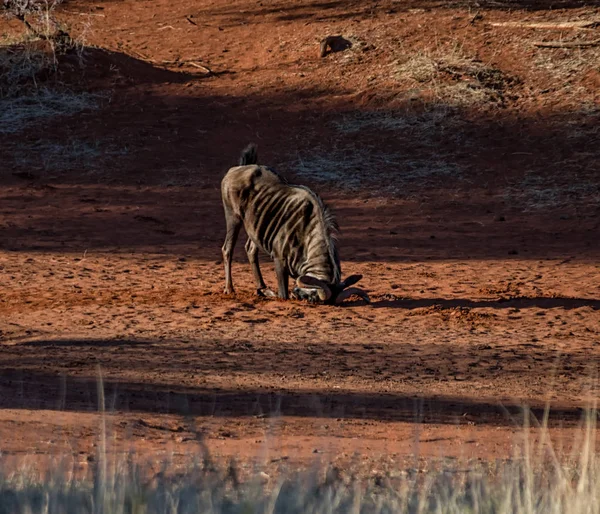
[239,143,258,166]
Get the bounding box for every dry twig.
[62,10,106,17]
[155,59,212,72]
[469,11,483,25]
[491,20,600,30]
[533,38,600,48]
[186,62,212,73]
[127,50,213,74]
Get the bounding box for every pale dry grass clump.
[333,107,456,135]
[0,2,105,134]
[293,146,461,194]
[8,137,128,172]
[395,53,440,83]
[0,36,104,134]
[0,33,52,96]
[0,87,105,134]
[504,171,600,212]
[3,407,600,513]
[393,43,514,108]
[534,44,600,82]
[331,107,467,149]
[300,107,465,194]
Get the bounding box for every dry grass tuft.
[0,35,55,96]
[0,38,106,133]
[293,146,461,195]
[393,43,516,108]
[3,406,600,513]
[0,88,105,134]
[0,2,106,134]
[395,53,440,83]
[332,108,464,146]
[7,138,128,173]
[310,106,469,194]
[504,171,600,211]
[533,45,600,96]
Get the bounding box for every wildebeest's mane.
[293,185,339,240]
[295,184,341,284]
[239,142,337,238]
[264,166,289,184]
[238,143,289,184]
[322,202,339,240]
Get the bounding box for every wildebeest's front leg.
[222,207,241,294]
[245,239,276,297]
[274,258,289,300]
[245,239,266,289]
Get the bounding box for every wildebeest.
[221,144,369,305]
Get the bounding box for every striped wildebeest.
[221,144,370,305]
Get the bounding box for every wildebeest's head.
[291,274,370,305]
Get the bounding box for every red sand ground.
[1,0,599,479]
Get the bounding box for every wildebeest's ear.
[341,274,363,289]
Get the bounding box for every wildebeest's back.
[222,164,337,280]
[248,185,331,276]
[221,164,283,218]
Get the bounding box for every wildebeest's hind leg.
[274,258,289,300]
[222,205,242,294]
[245,239,276,297]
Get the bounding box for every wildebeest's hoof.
[257,288,277,298]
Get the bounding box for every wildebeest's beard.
[291,274,370,305]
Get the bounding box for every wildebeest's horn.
[341,274,363,289]
[335,287,370,305]
[297,276,332,301]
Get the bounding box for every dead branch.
[127,51,213,74]
[186,61,212,73]
[62,10,106,17]
[533,38,600,48]
[491,20,600,30]
[14,12,38,34]
[469,11,483,25]
[156,58,211,70]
